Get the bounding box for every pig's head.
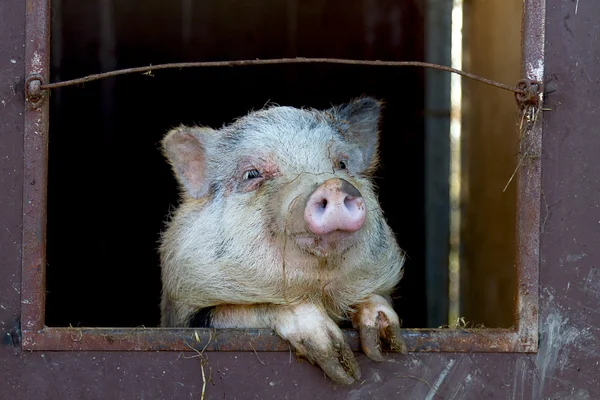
[162,97,383,259]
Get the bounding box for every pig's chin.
[293,231,358,258]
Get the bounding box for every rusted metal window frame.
[21,0,545,353]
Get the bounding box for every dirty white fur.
[159,99,405,383]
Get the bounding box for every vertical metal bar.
[22,0,51,333]
[516,0,545,351]
[424,0,452,328]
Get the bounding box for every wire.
[37,57,524,94]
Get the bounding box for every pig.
[159,97,406,384]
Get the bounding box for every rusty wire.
[26,57,544,111]
[38,58,520,92]
[30,57,541,97]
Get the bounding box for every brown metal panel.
[0,350,540,399]
[534,0,600,397]
[3,0,600,398]
[0,0,26,347]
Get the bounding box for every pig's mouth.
[292,230,359,258]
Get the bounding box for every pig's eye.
[338,160,348,170]
[243,169,262,180]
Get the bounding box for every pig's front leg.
[351,294,407,361]
[211,303,361,385]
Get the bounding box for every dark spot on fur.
[220,130,244,148]
[339,179,361,198]
[371,218,388,258]
[209,181,222,196]
[305,118,320,131]
[214,238,231,259]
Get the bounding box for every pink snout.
[304,178,366,235]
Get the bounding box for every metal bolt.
[25,74,45,107]
[28,79,41,99]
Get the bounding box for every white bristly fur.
[159,99,406,384]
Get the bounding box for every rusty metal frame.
[21,0,544,353]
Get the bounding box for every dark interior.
[46,0,427,328]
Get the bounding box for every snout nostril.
[320,199,328,209]
[344,196,355,209]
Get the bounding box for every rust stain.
[21,327,534,353]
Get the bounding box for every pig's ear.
[328,97,382,172]
[162,126,214,199]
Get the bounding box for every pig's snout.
[304,179,366,235]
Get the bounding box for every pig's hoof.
[354,294,407,361]
[277,305,361,384]
[301,336,361,385]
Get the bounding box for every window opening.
[22,0,544,353]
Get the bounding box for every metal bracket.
[515,79,544,109]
